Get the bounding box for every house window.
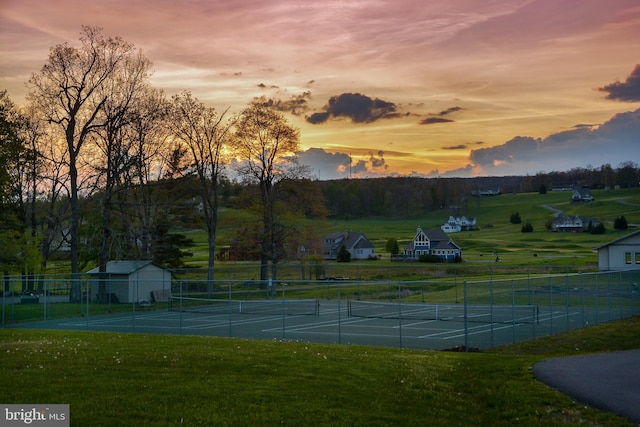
[636,252,640,265]
[625,252,632,264]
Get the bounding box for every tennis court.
[14,298,594,350]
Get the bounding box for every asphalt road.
[533,349,640,424]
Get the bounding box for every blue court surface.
[12,300,582,350]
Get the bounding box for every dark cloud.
[368,150,388,170]
[419,105,463,125]
[420,117,454,125]
[598,64,640,102]
[296,148,394,179]
[466,108,640,176]
[306,92,401,124]
[257,83,279,89]
[438,106,463,116]
[261,91,311,115]
[442,144,467,150]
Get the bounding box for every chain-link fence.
[2,269,638,350]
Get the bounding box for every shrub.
[419,254,439,263]
[614,216,628,230]
[385,238,400,255]
[590,223,606,234]
[336,245,351,262]
[510,212,522,224]
[521,221,533,232]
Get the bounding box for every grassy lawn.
[316,188,640,264]
[176,188,640,270]
[1,316,639,426]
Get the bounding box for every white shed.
[87,261,172,303]
[594,230,640,271]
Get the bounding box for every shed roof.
[87,260,167,275]
[593,230,640,250]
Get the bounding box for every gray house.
[594,230,640,271]
[323,231,375,260]
[551,215,600,232]
[87,261,172,303]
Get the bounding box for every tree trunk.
[69,142,82,303]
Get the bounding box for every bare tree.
[168,92,234,291]
[123,87,170,261]
[90,49,153,302]
[27,26,138,301]
[234,97,305,286]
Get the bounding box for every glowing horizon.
[1,0,639,179]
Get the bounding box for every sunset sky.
[1,0,639,179]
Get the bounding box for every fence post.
[565,273,570,332]
[463,280,468,352]
[281,279,286,339]
[548,276,553,335]
[511,279,516,344]
[594,272,599,324]
[398,283,403,349]
[607,272,612,321]
[228,279,233,338]
[489,279,494,348]
[337,282,342,344]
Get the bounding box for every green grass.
[178,188,638,270]
[1,317,639,426]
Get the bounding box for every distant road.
[541,205,563,217]
[616,198,640,207]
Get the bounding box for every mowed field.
[186,187,640,268]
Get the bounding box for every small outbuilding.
[87,261,172,303]
[594,230,640,271]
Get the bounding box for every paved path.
[533,349,640,424]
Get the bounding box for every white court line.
[261,315,398,333]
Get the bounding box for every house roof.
[324,231,373,250]
[593,230,640,250]
[343,232,373,250]
[87,260,167,275]
[420,228,451,241]
[405,228,460,251]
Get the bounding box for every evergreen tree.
[336,244,351,262]
[614,216,628,230]
[385,238,399,256]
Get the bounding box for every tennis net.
[169,296,320,316]
[348,300,538,324]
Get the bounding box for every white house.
[87,261,172,303]
[441,223,461,233]
[441,215,476,233]
[323,231,375,260]
[403,228,461,262]
[594,230,640,271]
[572,187,594,203]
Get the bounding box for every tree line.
[315,165,639,219]
[0,27,311,300]
[2,27,639,297]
